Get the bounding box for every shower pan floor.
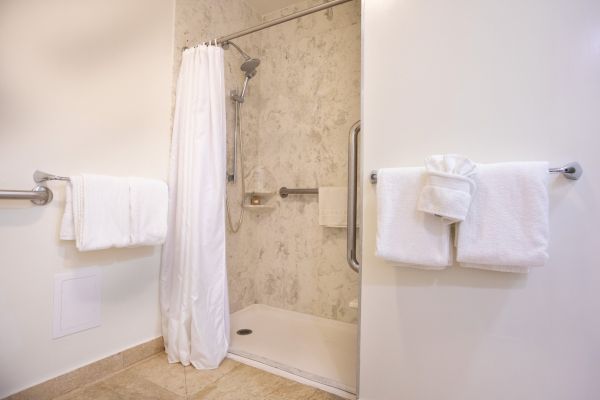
[228,304,357,399]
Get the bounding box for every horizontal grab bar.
[0,170,70,206]
[279,187,318,198]
[0,186,52,205]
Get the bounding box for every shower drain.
[236,328,253,336]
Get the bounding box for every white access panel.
[53,267,102,338]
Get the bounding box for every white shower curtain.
[160,45,229,369]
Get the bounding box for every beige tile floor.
[54,353,343,400]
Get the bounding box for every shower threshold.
[228,304,357,399]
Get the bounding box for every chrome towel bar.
[0,170,70,206]
[369,161,583,184]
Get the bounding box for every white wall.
[360,0,600,399]
[0,0,174,396]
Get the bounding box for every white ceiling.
[244,0,304,16]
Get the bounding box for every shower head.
[223,41,261,79]
[241,58,260,79]
[224,41,260,103]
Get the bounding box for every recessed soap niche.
[243,166,276,211]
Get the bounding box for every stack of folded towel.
[376,167,453,269]
[60,174,168,251]
[376,156,549,273]
[455,162,549,273]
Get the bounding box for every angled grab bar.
[347,121,361,273]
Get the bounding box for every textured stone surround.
[173,0,360,323]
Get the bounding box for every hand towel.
[456,162,549,273]
[319,186,347,228]
[129,177,168,246]
[376,167,452,269]
[418,154,477,224]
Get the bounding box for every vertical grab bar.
[347,121,361,273]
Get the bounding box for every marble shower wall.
[173,0,263,313]
[250,0,361,322]
[173,0,360,323]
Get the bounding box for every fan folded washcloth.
[456,162,549,273]
[418,154,477,224]
[60,174,168,251]
[318,186,347,228]
[376,167,452,269]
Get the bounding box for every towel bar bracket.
[370,161,583,184]
[370,171,378,184]
[548,162,582,180]
[34,170,70,184]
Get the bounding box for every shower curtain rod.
[209,0,354,45]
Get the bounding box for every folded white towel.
[319,186,347,228]
[376,167,452,269]
[418,154,477,224]
[129,177,168,246]
[78,174,131,251]
[60,174,168,251]
[456,162,549,273]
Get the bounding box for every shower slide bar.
[205,0,354,45]
[368,162,584,184]
[0,171,70,206]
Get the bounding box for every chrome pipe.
[239,77,250,102]
[0,186,52,205]
[224,41,251,60]
[347,121,361,273]
[215,0,354,44]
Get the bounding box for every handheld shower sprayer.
[223,41,261,232]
